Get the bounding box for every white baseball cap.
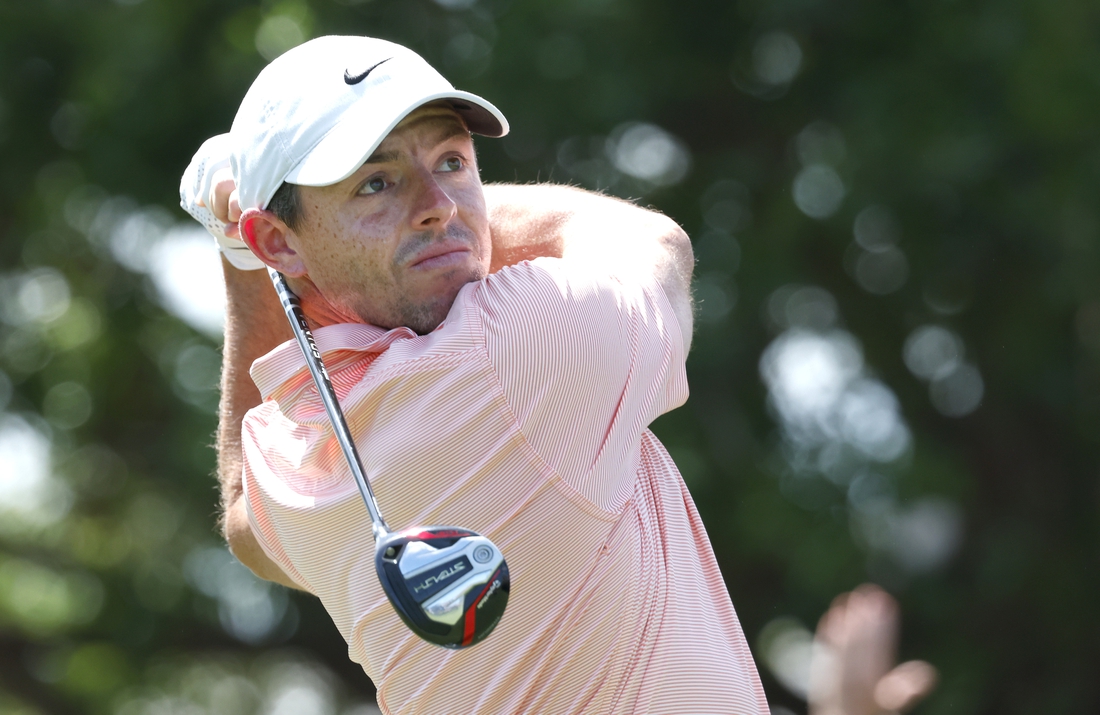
[229,35,509,211]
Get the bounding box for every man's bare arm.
[485,183,694,353]
[217,257,302,589]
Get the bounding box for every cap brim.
[283,91,508,191]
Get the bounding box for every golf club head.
[375,526,510,649]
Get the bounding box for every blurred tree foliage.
[1,0,1098,713]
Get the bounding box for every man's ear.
[240,208,307,276]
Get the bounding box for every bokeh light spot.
[47,297,103,351]
[147,226,226,337]
[0,558,103,636]
[700,179,752,233]
[793,165,845,219]
[184,546,292,644]
[607,122,691,187]
[433,0,478,9]
[42,381,93,430]
[694,273,736,324]
[766,285,838,332]
[0,415,73,530]
[752,32,802,86]
[854,246,908,295]
[50,103,89,151]
[557,135,618,188]
[255,14,307,61]
[904,325,963,381]
[853,496,964,573]
[3,327,53,376]
[757,617,814,699]
[853,205,901,250]
[173,341,222,412]
[929,363,984,417]
[0,268,71,326]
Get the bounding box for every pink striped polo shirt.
[241,258,767,714]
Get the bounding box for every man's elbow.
[224,496,307,591]
[653,219,693,298]
[660,222,694,284]
[651,221,694,354]
[224,498,265,572]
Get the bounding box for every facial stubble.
[357,222,488,335]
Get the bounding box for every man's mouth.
[408,244,472,270]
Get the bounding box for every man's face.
[285,106,491,334]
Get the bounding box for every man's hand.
[181,138,265,271]
[808,585,938,715]
[205,166,243,239]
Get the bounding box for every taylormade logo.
[478,579,501,609]
[413,561,466,594]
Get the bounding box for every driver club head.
[375,526,510,649]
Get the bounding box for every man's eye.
[360,177,387,194]
[440,157,463,172]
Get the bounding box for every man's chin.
[429,260,487,299]
[393,267,485,335]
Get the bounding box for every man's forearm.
[217,257,302,589]
[484,183,694,350]
[486,183,677,260]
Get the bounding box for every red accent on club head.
[412,529,471,541]
[462,605,477,646]
[461,568,501,647]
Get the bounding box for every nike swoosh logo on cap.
[344,58,392,85]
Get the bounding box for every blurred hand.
[808,584,937,715]
[203,166,241,239]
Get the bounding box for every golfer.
[182,35,768,714]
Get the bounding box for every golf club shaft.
[268,268,391,539]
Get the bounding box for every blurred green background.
[1,0,1099,713]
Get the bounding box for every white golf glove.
[179,133,266,271]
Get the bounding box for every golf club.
[268,267,510,649]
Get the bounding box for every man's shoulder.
[464,256,676,367]
[471,257,636,308]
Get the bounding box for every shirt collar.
[250,322,418,400]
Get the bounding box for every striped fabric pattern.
[241,258,768,714]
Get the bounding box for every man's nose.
[410,170,457,228]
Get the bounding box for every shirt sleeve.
[240,399,319,593]
[473,257,689,513]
